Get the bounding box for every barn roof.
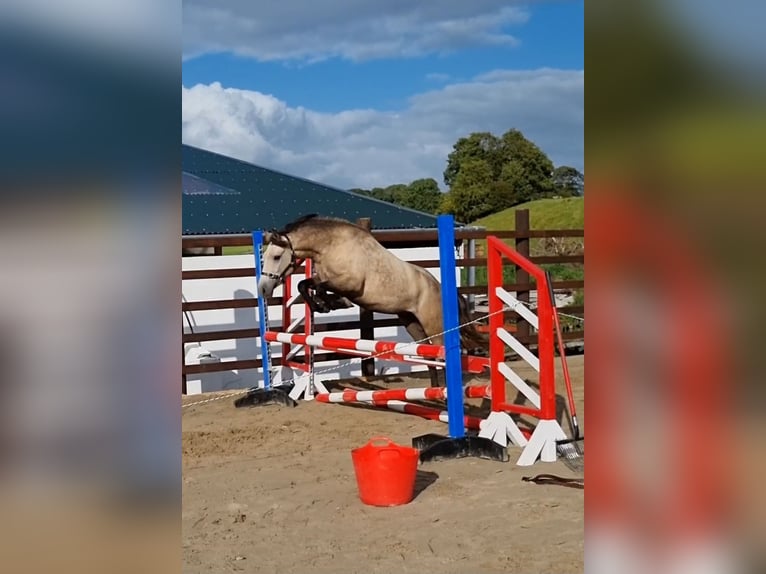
[182,144,444,235]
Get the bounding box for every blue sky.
[182,1,583,190]
[183,2,583,113]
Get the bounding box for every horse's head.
[257,231,301,298]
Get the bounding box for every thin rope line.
[557,312,584,323]
[478,295,584,324]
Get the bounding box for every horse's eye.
[273,256,280,260]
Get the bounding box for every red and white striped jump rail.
[315,384,490,404]
[314,393,532,440]
[380,400,486,431]
[315,386,503,440]
[263,331,489,373]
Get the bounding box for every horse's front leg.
[315,284,354,311]
[297,278,331,313]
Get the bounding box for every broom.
[545,271,584,470]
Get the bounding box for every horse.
[257,214,487,387]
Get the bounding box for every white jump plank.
[285,294,302,308]
[496,327,540,372]
[285,316,305,333]
[497,362,541,409]
[495,287,539,328]
[285,345,302,361]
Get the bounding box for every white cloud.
[183,0,529,62]
[182,68,583,190]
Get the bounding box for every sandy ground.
[182,356,584,574]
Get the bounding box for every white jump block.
[516,419,568,466]
[478,411,528,448]
[479,412,567,466]
[269,366,295,388]
[287,373,328,402]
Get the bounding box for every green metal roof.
[182,144,443,235]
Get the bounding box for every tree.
[384,183,410,205]
[552,166,584,196]
[399,178,442,214]
[496,129,555,203]
[441,128,556,221]
[439,158,496,222]
[443,132,503,189]
[349,179,443,214]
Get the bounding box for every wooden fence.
[181,209,584,394]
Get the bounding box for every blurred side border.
[586,1,765,573]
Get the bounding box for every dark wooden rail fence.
[182,210,584,393]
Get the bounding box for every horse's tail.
[457,293,490,353]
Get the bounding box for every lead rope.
[522,474,584,489]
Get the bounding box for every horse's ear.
[264,231,289,247]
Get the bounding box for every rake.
[545,271,584,472]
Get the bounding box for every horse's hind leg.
[398,312,442,388]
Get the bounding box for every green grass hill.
[470,196,584,229]
[466,196,584,300]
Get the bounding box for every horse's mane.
[280,214,371,235]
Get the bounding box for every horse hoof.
[314,302,332,313]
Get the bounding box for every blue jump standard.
[412,215,507,462]
[234,230,296,408]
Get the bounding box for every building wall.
[182,246,461,394]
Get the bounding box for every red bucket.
[351,436,419,506]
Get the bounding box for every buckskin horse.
[257,214,487,387]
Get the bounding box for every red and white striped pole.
[264,331,447,359]
[264,330,489,373]
[375,400,485,431]
[315,385,490,404]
